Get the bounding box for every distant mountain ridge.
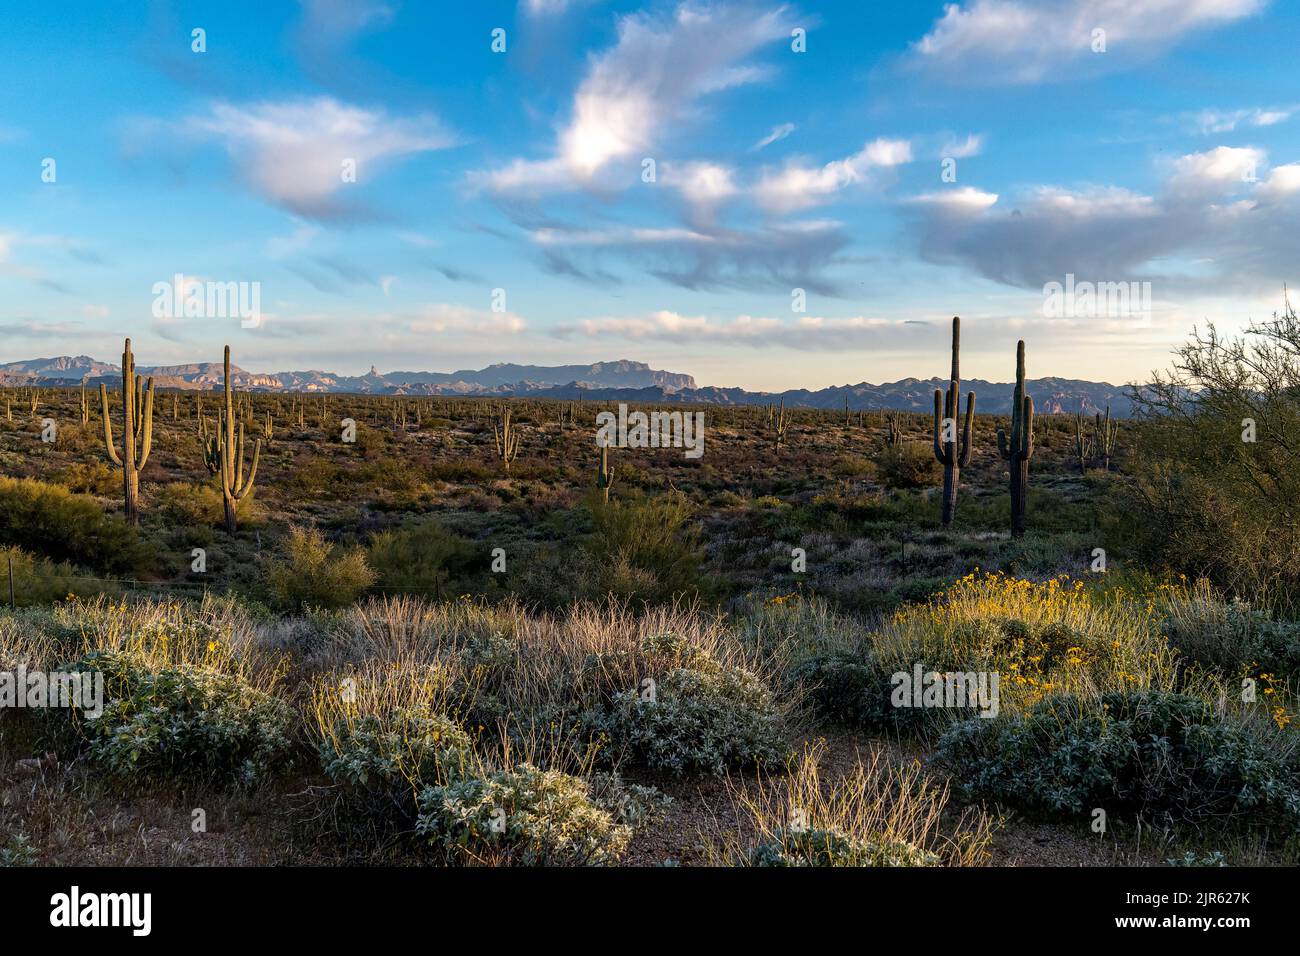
[0,355,1134,416]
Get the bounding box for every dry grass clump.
[708,741,994,867]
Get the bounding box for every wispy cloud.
[186,97,456,219]
[751,122,796,151]
[1188,105,1294,134]
[473,3,795,194]
[911,0,1265,84]
[551,309,928,350]
[755,138,912,213]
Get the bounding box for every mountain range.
[0,355,1135,416]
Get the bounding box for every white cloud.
[1260,163,1300,199]
[912,0,1265,84]
[552,309,915,350]
[473,3,793,193]
[1191,106,1294,133]
[755,138,913,213]
[408,303,526,336]
[1169,145,1265,194]
[941,134,984,158]
[187,97,456,217]
[751,122,796,151]
[909,186,1000,211]
[662,161,739,221]
[521,0,599,15]
[905,145,1300,295]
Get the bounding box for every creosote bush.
[267,526,377,612]
[877,442,941,490]
[367,517,487,598]
[0,476,147,573]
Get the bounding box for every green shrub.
[367,518,486,598]
[787,650,990,732]
[1162,591,1300,680]
[0,477,146,573]
[877,443,940,490]
[58,461,118,495]
[1124,303,1300,609]
[787,652,892,728]
[0,545,115,605]
[157,482,258,529]
[266,526,376,612]
[746,828,940,867]
[586,492,704,603]
[64,650,294,788]
[415,763,632,865]
[585,663,788,777]
[319,708,473,817]
[0,834,39,867]
[936,690,1300,830]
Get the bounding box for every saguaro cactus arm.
[959,391,975,467]
[136,377,155,469]
[99,384,122,466]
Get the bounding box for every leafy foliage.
[415,763,632,866]
[64,649,294,788]
[936,690,1300,830]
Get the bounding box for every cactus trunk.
[997,341,1035,537]
[931,316,976,528]
[98,338,153,526]
[216,345,260,533]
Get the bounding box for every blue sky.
[1,0,1297,389]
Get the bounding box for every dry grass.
[706,740,995,866]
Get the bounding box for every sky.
[0,0,1297,391]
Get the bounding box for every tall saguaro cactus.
[996,340,1035,537]
[932,316,975,528]
[493,405,521,472]
[1094,405,1118,471]
[1072,413,1093,473]
[99,338,154,526]
[597,441,616,503]
[216,345,260,533]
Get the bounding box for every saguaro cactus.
[996,341,1035,537]
[932,316,975,528]
[1094,406,1118,471]
[772,398,788,450]
[99,338,154,526]
[597,441,616,503]
[885,412,903,447]
[493,405,521,472]
[1072,413,1093,473]
[215,345,260,533]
